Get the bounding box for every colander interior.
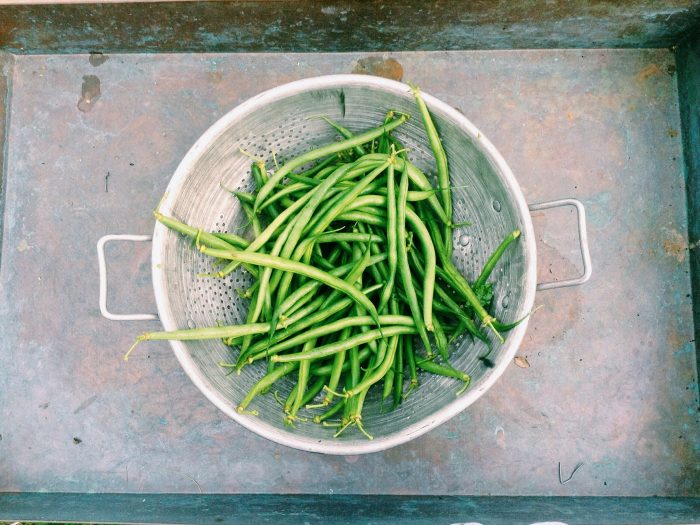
[153,75,536,454]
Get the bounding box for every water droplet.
[501,295,510,309]
[492,199,502,212]
[458,234,471,246]
[187,319,195,329]
[328,488,334,495]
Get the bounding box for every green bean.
[405,207,436,332]
[312,398,346,424]
[253,293,337,352]
[285,172,322,185]
[237,361,297,413]
[432,280,489,344]
[423,209,503,342]
[274,161,390,305]
[396,168,433,354]
[301,376,327,407]
[474,229,521,289]
[375,187,438,202]
[248,315,413,363]
[345,334,400,397]
[317,115,367,157]
[382,358,395,401]
[274,161,365,301]
[297,155,339,179]
[230,190,255,205]
[411,85,452,251]
[217,189,317,277]
[255,116,407,212]
[212,232,250,249]
[248,296,349,356]
[312,238,372,362]
[416,358,470,386]
[279,253,386,316]
[320,328,351,406]
[380,166,397,312]
[393,158,450,227]
[199,247,381,328]
[431,314,450,364]
[240,201,262,238]
[258,181,308,211]
[343,194,386,212]
[305,161,390,236]
[154,211,240,252]
[347,330,361,424]
[335,211,385,226]
[126,322,271,361]
[311,244,335,271]
[348,241,377,357]
[376,111,395,155]
[271,326,416,363]
[406,244,489,345]
[393,336,404,408]
[313,232,384,245]
[241,220,294,356]
[286,341,313,424]
[404,334,418,398]
[310,347,372,377]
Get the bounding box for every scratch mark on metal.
[183,473,203,493]
[73,394,98,414]
[558,461,584,485]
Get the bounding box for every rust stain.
[666,321,685,351]
[662,228,687,263]
[88,52,108,67]
[352,56,403,81]
[636,63,662,82]
[208,70,223,83]
[77,74,101,112]
[667,127,679,138]
[565,111,575,121]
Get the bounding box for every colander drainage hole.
[501,294,510,309]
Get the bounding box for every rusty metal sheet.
[0,49,697,496]
[1,2,700,53]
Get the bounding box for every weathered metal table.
[1,3,700,523]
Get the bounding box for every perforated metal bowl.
[152,74,538,454]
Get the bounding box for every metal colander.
[151,74,538,454]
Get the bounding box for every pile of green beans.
[130,87,521,439]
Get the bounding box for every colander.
[97,74,591,454]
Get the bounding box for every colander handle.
[528,198,592,291]
[97,234,158,321]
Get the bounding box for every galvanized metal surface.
[2,493,700,525]
[0,49,697,496]
[678,33,700,383]
[1,1,700,54]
